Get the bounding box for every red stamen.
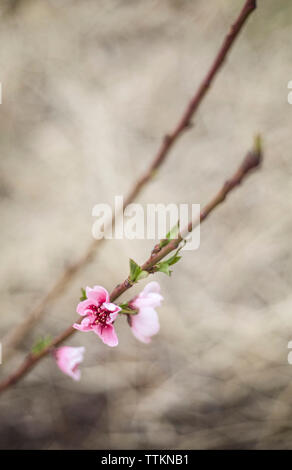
[88,304,110,327]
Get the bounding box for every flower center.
[89,304,110,326]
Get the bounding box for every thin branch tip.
[241,136,263,173]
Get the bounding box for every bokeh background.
[0,0,292,449]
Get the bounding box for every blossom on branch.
[73,286,121,347]
[129,281,163,343]
[55,346,85,381]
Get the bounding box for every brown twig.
[110,139,262,301]
[0,138,262,394]
[1,0,256,359]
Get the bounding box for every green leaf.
[119,302,129,309]
[129,258,143,282]
[166,222,180,240]
[118,302,138,316]
[136,270,149,281]
[119,307,138,315]
[159,221,180,248]
[164,247,182,266]
[167,255,181,266]
[80,288,87,301]
[156,262,171,276]
[159,244,182,267]
[155,244,183,276]
[31,335,52,355]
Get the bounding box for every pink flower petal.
[93,323,118,347]
[86,285,109,305]
[76,299,95,316]
[103,302,119,312]
[109,310,120,322]
[55,346,85,381]
[73,320,92,332]
[142,281,161,295]
[103,303,121,323]
[131,328,151,344]
[131,307,160,343]
[133,292,163,309]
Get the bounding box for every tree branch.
[0,138,262,394]
[1,0,256,360]
[110,138,262,301]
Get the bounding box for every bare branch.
[0,137,262,395]
[1,0,256,359]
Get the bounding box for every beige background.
[0,0,292,449]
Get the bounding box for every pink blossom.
[129,281,163,343]
[55,346,85,381]
[73,285,121,347]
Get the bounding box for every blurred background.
[0,0,292,449]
